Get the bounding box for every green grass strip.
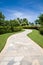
[27,30,43,48]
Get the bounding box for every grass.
[27,30,43,48]
[0,30,24,52]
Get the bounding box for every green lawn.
[0,30,24,52]
[27,30,43,48]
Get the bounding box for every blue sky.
[0,0,43,22]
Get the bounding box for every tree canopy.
[35,14,43,25]
[0,12,5,20]
[39,14,43,25]
[21,18,29,26]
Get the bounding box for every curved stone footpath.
[0,29,43,65]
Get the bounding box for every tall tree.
[0,12,5,26]
[35,14,43,26]
[21,18,29,26]
[0,12,5,20]
[35,19,39,25]
[39,14,43,25]
[17,18,22,24]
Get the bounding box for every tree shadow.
[7,59,15,65]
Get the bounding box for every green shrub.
[0,25,23,34]
[10,26,14,32]
[0,26,5,34]
[4,26,12,33]
[39,27,43,35]
[0,26,11,34]
[14,26,22,32]
[11,26,22,32]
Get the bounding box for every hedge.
[0,26,23,34]
[22,26,40,30]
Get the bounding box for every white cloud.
[4,9,40,22]
[12,10,38,22]
[14,12,23,17]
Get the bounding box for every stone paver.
[0,29,43,65]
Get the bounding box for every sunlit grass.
[27,30,43,48]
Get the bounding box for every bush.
[0,26,23,34]
[0,26,5,34]
[39,27,43,35]
[4,26,12,33]
[10,26,23,32]
[14,26,23,32]
[10,26,14,32]
[0,26,11,34]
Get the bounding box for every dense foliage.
[35,14,43,35]
[0,12,29,34]
[0,12,43,35]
